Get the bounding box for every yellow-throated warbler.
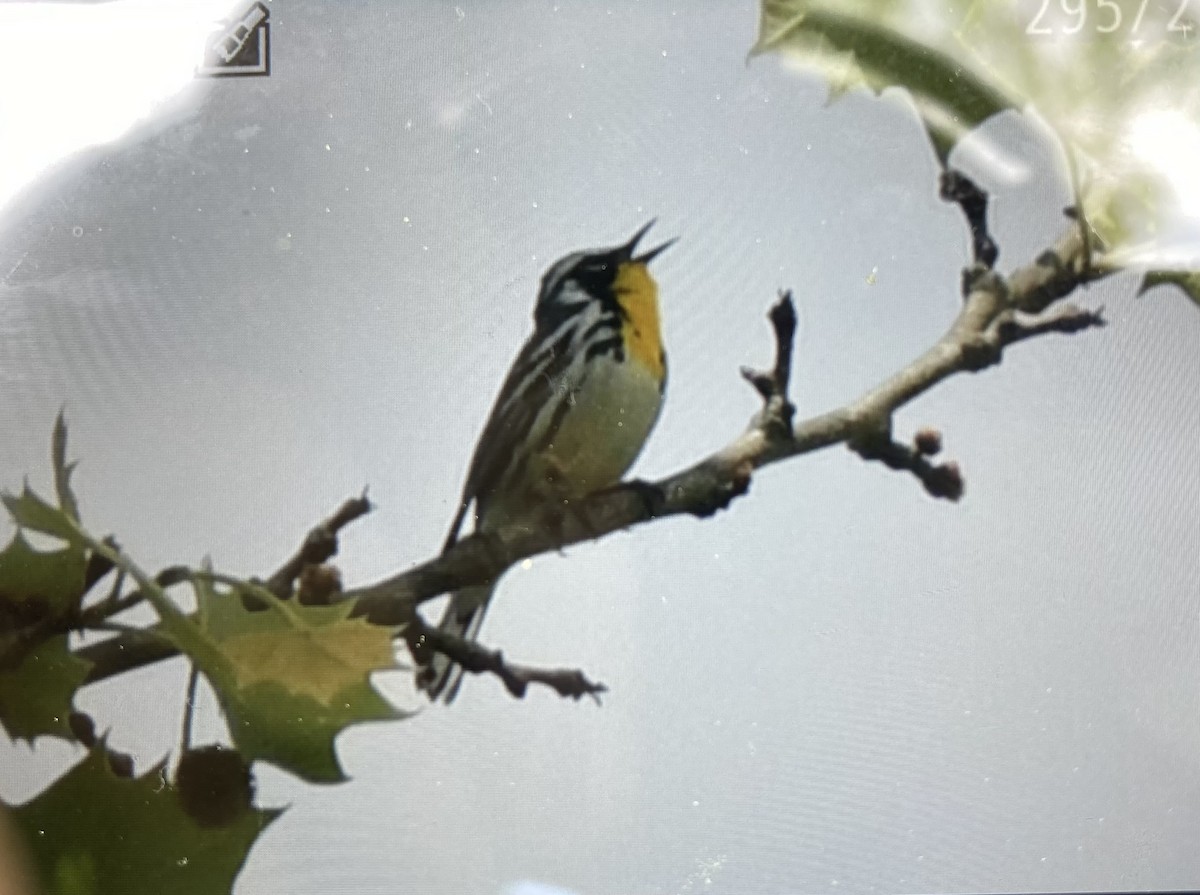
[419,221,674,702]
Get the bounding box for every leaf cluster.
[0,416,411,894]
[754,0,1200,306]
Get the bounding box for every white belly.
[534,354,663,499]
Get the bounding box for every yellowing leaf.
[221,616,395,707]
[190,579,408,783]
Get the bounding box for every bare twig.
[994,303,1107,346]
[76,498,373,683]
[940,168,998,272]
[180,663,199,752]
[263,491,372,599]
[82,536,120,596]
[340,219,1108,624]
[407,618,606,702]
[851,433,964,501]
[740,290,798,439]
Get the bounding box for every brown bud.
[914,428,943,456]
[109,751,134,778]
[68,711,96,747]
[297,563,344,606]
[175,745,255,828]
[927,461,964,501]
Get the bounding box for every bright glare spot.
[952,127,1031,187]
[1128,109,1200,219]
[1121,108,1200,263]
[0,0,236,217]
[502,882,580,895]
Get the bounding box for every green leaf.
[0,418,90,628]
[51,413,81,523]
[0,531,88,620]
[11,747,279,895]
[754,1,1014,160]
[190,578,408,783]
[753,0,1200,263]
[1139,270,1200,307]
[1,485,85,548]
[0,635,91,742]
[2,417,87,545]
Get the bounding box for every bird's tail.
[418,583,495,703]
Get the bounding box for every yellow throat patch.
[613,261,665,381]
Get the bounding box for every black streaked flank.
[585,334,625,364]
[583,314,622,341]
[534,386,580,457]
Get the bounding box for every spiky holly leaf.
[51,412,81,523]
[1,485,85,548]
[753,0,1200,272]
[0,531,88,623]
[3,415,87,547]
[754,1,1013,161]
[0,525,87,623]
[0,417,95,742]
[191,579,408,783]
[56,552,404,783]
[0,417,92,636]
[11,746,278,895]
[1139,270,1200,308]
[0,635,91,742]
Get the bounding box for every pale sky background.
[1,2,1200,894]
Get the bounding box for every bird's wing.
[443,325,578,549]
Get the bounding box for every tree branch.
[939,168,998,270]
[262,491,372,599]
[75,499,372,683]
[851,430,964,501]
[346,217,1109,625]
[75,175,1113,688]
[741,290,798,440]
[406,618,607,702]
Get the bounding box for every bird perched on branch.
[418,221,674,702]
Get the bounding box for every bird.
[418,220,674,702]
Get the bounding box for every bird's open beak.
[621,219,676,264]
